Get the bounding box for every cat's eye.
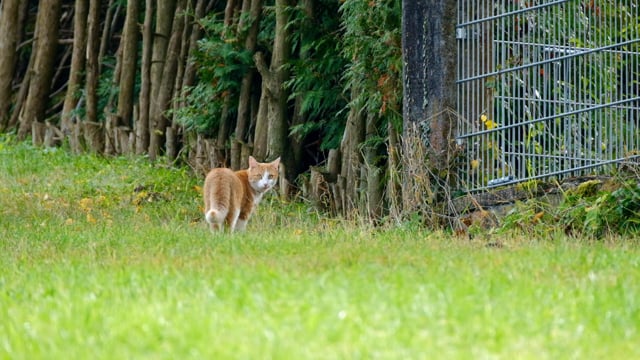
[268,174,274,179]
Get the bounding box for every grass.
[1,137,640,359]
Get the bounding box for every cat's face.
[248,156,280,193]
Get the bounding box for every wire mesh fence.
[456,0,640,192]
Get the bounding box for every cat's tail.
[205,207,227,226]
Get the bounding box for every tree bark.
[136,0,155,154]
[254,0,290,167]
[423,0,457,168]
[338,85,365,216]
[85,0,101,129]
[252,79,269,160]
[18,0,62,141]
[181,0,206,91]
[61,0,88,152]
[149,0,184,161]
[116,0,140,131]
[98,0,117,74]
[104,40,123,155]
[178,0,206,162]
[363,113,384,220]
[288,0,314,178]
[148,0,178,159]
[401,0,426,215]
[232,0,263,169]
[0,0,20,132]
[401,0,457,220]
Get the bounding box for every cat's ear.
[248,156,258,168]
[271,157,281,168]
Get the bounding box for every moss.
[569,179,602,197]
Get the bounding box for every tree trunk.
[254,0,291,167]
[168,0,194,160]
[148,0,178,160]
[104,41,123,155]
[116,0,140,136]
[5,1,31,132]
[288,0,314,178]
[0,0,20,132]
[232,0,263,169]
[61,0,88,153]
[136,0,155,155]
[18,0,62,141]
[252,80,269,160]
[338,85,365,217]
[401,0,457,221]
[424,0,457,168]
[224,0,238,28]
[387,120,402,222]
[149,0,184,161]
[178,0,206,161]
[363,113,384,220]
[99,0,117,73]
[85,0,102,144]
[181,0,206,91]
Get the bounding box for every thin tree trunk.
[181,0,205,91]
[61,0,88,153]
[98,0,116,73]
[176,0,206,161]
[85,0,101,128]
[136,0,154,154]
[267,0,290,164]
[387,119,402,223]
[150,0,184,161]
[18,0,62,142]
[289,0,313,177]
[104,40,123,155]
[363,113,384,220]
[224,0,238,28]
[232,0,263,169]
[338,85,365,216]
[148,0,178,159]
[6,0,31,131]
[252,80,269,160]
[8,43,36,132]
[0,0,20,131]
[211,0,242,168]
[116,0,140,131]
[254,0,290,167]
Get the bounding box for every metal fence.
[456,0,640,192]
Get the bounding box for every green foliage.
[339,0,403,152]
[96,57,118,123]
[175,0,404,157]
[560,181,640,237]
[500,178,640,238]
[173,83,222,136]
[286,1,348,150]
[174,12,253,134]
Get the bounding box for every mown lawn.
[1,138,639,359]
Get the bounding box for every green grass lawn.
[1,138,639,359]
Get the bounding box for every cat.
[203,156,280,232]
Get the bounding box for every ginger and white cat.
[203,156,280,232]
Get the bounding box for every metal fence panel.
[456,0,640,191]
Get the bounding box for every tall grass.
[1,138,639,359]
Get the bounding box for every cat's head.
[247,156,280,193]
